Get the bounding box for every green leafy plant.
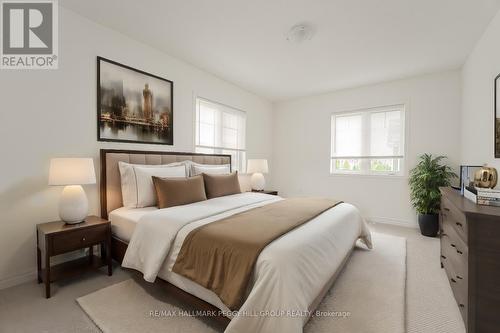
[409,154,457,214]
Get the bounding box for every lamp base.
[59,185,89,224]
[251,173,266,191]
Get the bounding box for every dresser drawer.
[441,216,468,328]
[441,197,467,242]
[446,246,468,282]
[441,224,468,281]
[451,274,468,327]
[51,225,108,255]
[442,256,468,325]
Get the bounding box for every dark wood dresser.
[439,187,500,333]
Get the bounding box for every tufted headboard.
[99,149,231,219]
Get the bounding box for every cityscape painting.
[97,57,173,145]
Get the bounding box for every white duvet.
[122,192,372,333]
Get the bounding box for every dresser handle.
[456,275,463,280]
[457,250,463,255]
[450,278,457,283]
[441,255,447,260]
[450,244,456,248]
[459,304,465,308]
[456,222,463,228]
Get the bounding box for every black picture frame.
[495,73,500,157]
[459,165,482,195]
[97,56,174,145]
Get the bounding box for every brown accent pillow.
[152,175,207,209]
[202,172,242,199]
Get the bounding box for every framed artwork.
[97,57,173,145]
[496,73,500,157]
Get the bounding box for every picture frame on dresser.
[459,165,482,195]
[97,57,174,145]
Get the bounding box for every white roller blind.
[331,105,405,175]
[333,113,362,158]
[195,98,246,172]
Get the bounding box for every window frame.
[194,96,247,172]
[330,104,407,177]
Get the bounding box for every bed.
[100,149,371,333]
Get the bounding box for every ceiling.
[60,0,500,101]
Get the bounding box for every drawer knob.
[450,244,456,248]
[456,222,463,228]
[82,237,86,242]
[441,255,447,260]
[456,275,463,280]
[450,278,457,283]
[459,304,465,308]
[457,250,463,255]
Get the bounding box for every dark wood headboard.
[99,149,231,219]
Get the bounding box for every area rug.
[77,232,406,333]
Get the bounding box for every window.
[331,105,405,176]
[195,97,246,172]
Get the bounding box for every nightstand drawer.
[51,225,108,255]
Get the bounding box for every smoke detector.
[285,24,315,43]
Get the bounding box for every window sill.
[329,172,407,179]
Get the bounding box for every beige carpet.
[371,224,466,333]
[77,233,406,333]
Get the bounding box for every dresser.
[439,187,500,333]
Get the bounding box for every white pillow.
[190,163,231,176]
[119,161,188,208]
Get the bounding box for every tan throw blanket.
[172,198,342,310]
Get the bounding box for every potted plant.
[409,154,457,237]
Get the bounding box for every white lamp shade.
[49,158,96,186]
[247,159,269,174]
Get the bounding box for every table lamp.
[49,158,96,224]
[247,159,268,191]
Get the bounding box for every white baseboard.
[0,270,37,290]
[367,216,418,229]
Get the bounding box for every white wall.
[0,7,273,288]
[271,70,462,227]
[461,10,500,173]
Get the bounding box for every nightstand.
[251,190,278,196]
[36,216,112,298]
